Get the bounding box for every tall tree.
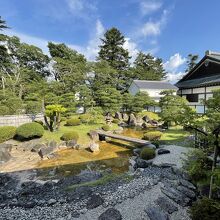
[98,27,131,91]
[185,54,199,72]
[0,16,8,30]
[133,52,166,80]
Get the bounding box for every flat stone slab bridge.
[96,130,150,146]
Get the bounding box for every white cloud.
[163,53,186,73]
[140,0,162,15]
[123,38,139,63]
[4,30,50,54]
[164,53,186,83]
[141,9,168,37]
[66,0,97,18]
[166,72,185,83]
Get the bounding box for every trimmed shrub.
[0,126,16,143]
[143,131,163,141]
[151,140,160,148]
[16,122,44,140]
[79,114,91,123]
[112,119,120,124]
[66,118,81,126]
[60,131,79,141]
[140,147,156,160]
[190,197,220,220]
[60,117,66,122]
[34,120,44,126]
[102,125,110,131]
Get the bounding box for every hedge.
[60,131,79,141]
[102,125,110,131]
[0,126,16,143]
[140,147,156,160]
[143,131,163,141]
[16,122,44,140]
[66,118,81,126]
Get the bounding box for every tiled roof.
[133,80,178,90]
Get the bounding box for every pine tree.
[133,52,166,80]
[98,28,131,91]
[185,54,199,72]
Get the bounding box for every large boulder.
[89,142,100,153]
[136,115,144,127]
[115,112,122,121]
[38,142,58,159]
[89,130,99,142]
[135,158,153,168]
[113,126,123,134]
[66,140,77,148]
[156,197,178,214]
[145,207,170,220]
[86,194,104,209]
[0,143,12,163]
[98,208,122,220]
[31,143,46,152]
[128,113,137,126]
[122,113,129,121]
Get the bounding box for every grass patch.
[42,121,119,145]
[66,173,133,191]
[160,126,191,146]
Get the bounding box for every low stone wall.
[0,114,44,127]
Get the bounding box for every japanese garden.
[0,14,220,220]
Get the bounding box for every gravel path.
[0,145,196,220]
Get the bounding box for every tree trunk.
[42,99,51,131]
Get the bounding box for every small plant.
[0,126,16,143]
[112,119,120,124]
[190,197,220,220]
[102,125,110,131]
[143,131,163,141]
[151,140,160,148]
[140,147,156,160]
[79,114,91,123]
[16,122,44,140]
[66,118,81,126]
[60,131,79,141]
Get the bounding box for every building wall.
[178,85,220,113]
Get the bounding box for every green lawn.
[42,122,119,145]
[160,126,192,146]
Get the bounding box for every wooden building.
[176,51,220,113]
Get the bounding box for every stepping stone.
[145,207,170,220]
[156,197,178,214]
[98,208,122,220]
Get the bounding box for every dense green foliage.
[66,118,81,126]
[190,197,220,220]
[60,131,79,141]
[185,54,199,73]
[16,122,44,140]
[0,126,16,143]
[140,147,156,160]
[143,131,163,141]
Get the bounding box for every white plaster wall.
[193,87,205,93]
[206,85,220,92]
[181,89,192,94]
[128,83,139,95]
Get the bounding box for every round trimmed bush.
[112,119,120,124]
[140,147,156,160]
[79,114,91,123]
[0,126,16,143]
[102,125,110,131]
[66,118,81,126]
[143,131,162,141]
[16,122,44,140]
[60,131,79,141]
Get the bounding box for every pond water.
[36,128,145,179]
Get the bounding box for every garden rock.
[176,185,196,199]
[135,158,152,168]
[48,141,57,149]
[158,149,170,155]
[0,143,12,163]
[115,112,122,121]
[128,113,137,126]
[98,208,122,220]
[122,113,129,121]
[145,207,170,220]
[31,143,46,152]
[38,144,58,159]
[133,148,141,156]
[89,142,100,153]
[89,130,99,141]
[66,140,77,148]
[156,196,178,214]
[58,141,67,149]
[113,126,123,134]
[86,194,104,209]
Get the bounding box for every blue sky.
[1,0,220,81]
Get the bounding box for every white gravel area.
[153,145,193,168]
